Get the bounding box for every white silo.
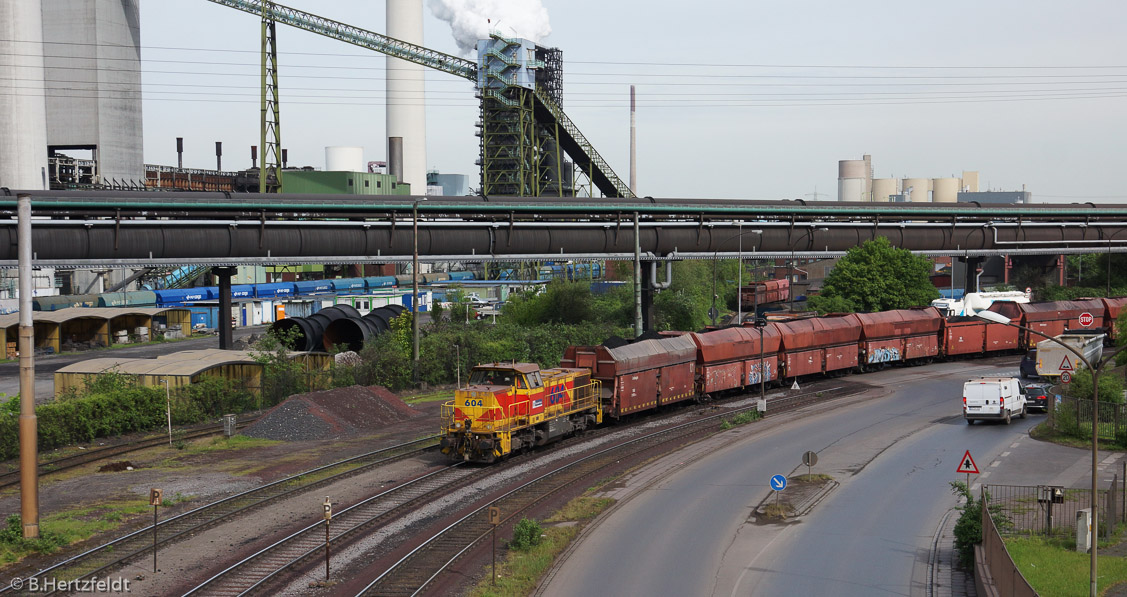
[0,0,48,189]
[932,177,959,203]
[871,178,897,203]
[901,177,930,202]
[387,0,426,194]
[326,146,364,172]
[838,159,868,201]
[961,170,980,192]
[41,0,143,184]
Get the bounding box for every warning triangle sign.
[956,450,980,474]
[791,380,800,390]
[1058,356,1074,372]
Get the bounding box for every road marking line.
[1010,441,1021,448]
[971,483,981,491]
[1001,451,1011,458]
[1100,455,1118,466]
[990,461,1001,468]
[978,472,991,479]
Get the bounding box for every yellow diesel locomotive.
[440,362,601,463]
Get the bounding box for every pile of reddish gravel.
[242,385,424,441]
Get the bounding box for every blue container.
[155,288,212,307]
[189,306,219,329]
[230,284,255,299]
[294,280,332,295]
[255,282,296,299]
[330,277,366,293]
[364,276,398,290]
[448,271,475,281]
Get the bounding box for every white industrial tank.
[871,178,897,203]
[387,0,426,193]
[932,177,959,203]
[838,160,868,201]
[901,178,930,202]
[0,0,48,189]
[326,146,364,172]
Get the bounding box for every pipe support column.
[17,193,38,538]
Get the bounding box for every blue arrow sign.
[770,474,787,491]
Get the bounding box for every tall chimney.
[250,145,258,169]
[388,137,404,185]
[386,0,426,193]
[215,141,222,171]
[282,148,288,169]
[176,137,184,169]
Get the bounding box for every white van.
[963,377,1027,424]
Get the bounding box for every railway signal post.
[323,496,332,581]
[149,488,163,573]
[489,506,501,585]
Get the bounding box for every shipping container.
[254,282,296,299]
[294,279,332,295]
[329,278,366,294]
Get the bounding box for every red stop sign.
[1079,312,1094,327]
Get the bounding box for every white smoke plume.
[428,0,552,55]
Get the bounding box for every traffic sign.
[1079,312,1095,327]
[956,450,980,474]
[1061,371,1072,384]
[1059,356,1074,371]
[802,451,818,467]
[770,474,787,491]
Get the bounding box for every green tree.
[1066,368,1125,405]
[808,237,939,313]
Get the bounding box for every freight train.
[29,272,479,311]
[441,296,1127,463]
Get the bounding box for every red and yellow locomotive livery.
[440,362,601,463]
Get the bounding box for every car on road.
[963,376,1027,424]
[1020,381,1053,412]
[1019,349,1038,379]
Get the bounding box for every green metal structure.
[259,2,282,193]
[206,0,633,198]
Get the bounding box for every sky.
[138,0,1127,203]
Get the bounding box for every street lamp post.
[976,310,1127,597]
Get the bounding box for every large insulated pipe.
[0,0,48,190]
[386,0,425,193]
[17,193,38,538]
[322,316,378,352]
[634,212,642,337]
[270,317,317,351]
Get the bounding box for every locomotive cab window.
[514,375,527,389]
[527,371,543,388]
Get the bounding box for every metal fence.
[1050,395,1127,442]
[984,474,1125,540]
[981,497,1037,597]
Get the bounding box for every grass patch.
[761,501,793,520]
[0,497,172,568]
[720,410,762,430]
[1005,535,1127,596]
[466,494,616,596]
[401,389,455,405]
[793,473,832,483]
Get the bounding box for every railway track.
[355,384,857,596]
[0,436,440,596]
[0,418,262,491]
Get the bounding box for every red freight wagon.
[773,315,861,379]
[691,325,782,395]
[561,334,697,418]
[740,279,790,309]
[942,317,987,356]
[991,299,1105,348]
[1102,297,1127,341]
[852,307,942,366]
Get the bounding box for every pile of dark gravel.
[241,385,423,442]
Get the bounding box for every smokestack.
[215,141,222,171]
[387,0,426,194]
[388,137,404,184]
[250,145,258,169]
[176,137,184,169]
[282,148,288,169]
[629,85,637,195]
[0,2,48,190]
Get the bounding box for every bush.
[508,518,543,552]
[950,481,984,569]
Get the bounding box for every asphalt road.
[0,325,267,403]
[541,360,1074,597]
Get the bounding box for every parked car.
[1020,381,1053,412]
[963,377,1028,424]
[1019,348,1038,379]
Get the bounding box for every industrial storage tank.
[871,178,897,203]
[901,178,930,202]
[837,160,868,202]
[325,146,364,172]
[932,178,959,203]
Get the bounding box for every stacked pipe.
[269,304,406,352]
